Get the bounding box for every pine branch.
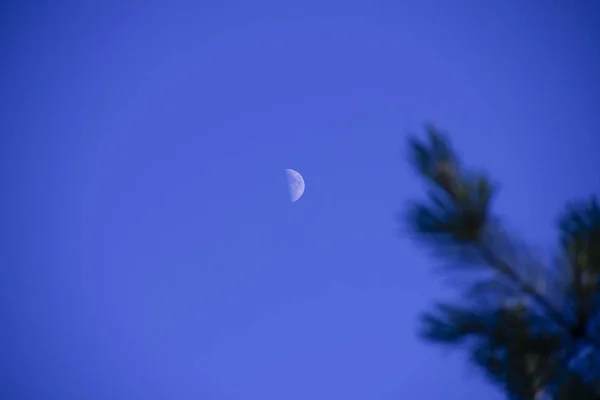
[475,241,600,351]
[404,125,600,398]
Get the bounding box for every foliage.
[402,125,600,400]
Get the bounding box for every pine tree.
[402,125,600,400]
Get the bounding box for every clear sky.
[2,1,599,399]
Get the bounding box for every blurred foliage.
[402,125,600,400]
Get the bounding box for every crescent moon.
[285,169,305,202]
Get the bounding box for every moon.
[285,169,305,202]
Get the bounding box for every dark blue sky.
[2,2,599,399]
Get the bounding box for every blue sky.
[2,2,599,399]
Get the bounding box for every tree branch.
[475,242,600,350]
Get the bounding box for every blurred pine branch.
[401,125,600,400]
